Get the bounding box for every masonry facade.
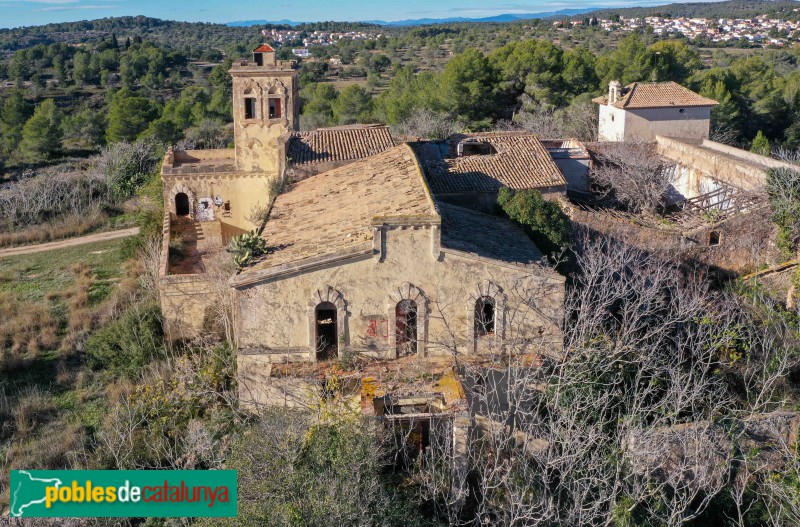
[158,45,568,411]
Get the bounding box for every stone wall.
[656,136,793,191]
[231,225,565,368]
[158,212,220,340]
[231,68,299,173]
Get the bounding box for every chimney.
[609,80,622,104]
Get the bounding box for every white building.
[594,81,718,142]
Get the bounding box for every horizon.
[0,0,725,30]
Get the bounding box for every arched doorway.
[395,299,418,357]
[315,302,338,360]
[175,192,190,216]
[475,296,495,336]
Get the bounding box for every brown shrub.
[0,292,59,355]
[0,210,109,248]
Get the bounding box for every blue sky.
[0,0,719,30]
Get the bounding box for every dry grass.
[11,386,56,440]
[0,291,58,357]
[0,209,109,248]
[59,263,96,353]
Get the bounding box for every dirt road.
[0,227,140,259]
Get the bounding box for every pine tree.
[19,99,63,162]
[751,130,770,157]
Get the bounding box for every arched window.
[175,192,190,216]
[244,97,257,119]
[475,296,495,336]
[395,299,418,357]
[315,302,338,360]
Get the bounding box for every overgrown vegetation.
[497,187,572,257]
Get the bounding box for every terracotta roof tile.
[253,44,276,53]
[439,202,543,264]
[421,133,567,194]
[245,145,436,272]
[288,125,396,166]
[593,81,718,109]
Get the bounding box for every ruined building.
[158,46,567,415]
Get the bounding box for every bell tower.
[229,44,299,173]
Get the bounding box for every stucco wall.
[623,107,711,142]
[233,226,565,364]
[163,173,276,235]
[598,105,626,142]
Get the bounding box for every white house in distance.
[594,81,718,142]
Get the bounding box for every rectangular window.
[244,97,257,119]
[268,98,281,119]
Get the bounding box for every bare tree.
[393,108,465,141]
[512,96,598,142]
[591,141,672,213]
[403,233,796,526]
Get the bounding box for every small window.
[709,231,721,246]
[268,97,282,119]
[244,97,257,119]
[611,114,615,122]
[475,296,495,336]
[679,108,685,114]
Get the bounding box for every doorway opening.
[175,192,190,216]
[315,302,338,360]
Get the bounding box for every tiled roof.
[245,145,437,272]
[421,133,567,194]
[253,44,276,52]
[439,203,543,264]
[593,81,718,109]
[288,125,396,166]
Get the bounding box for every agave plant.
[228,230,268,268]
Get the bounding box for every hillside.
[575,0,800,21]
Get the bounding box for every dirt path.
[0,227,140,259]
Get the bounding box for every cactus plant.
[228,230,268,268]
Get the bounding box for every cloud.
[32,3,118,10]
[6,0,80,4]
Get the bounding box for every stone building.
[158,45,567,412]
[594,80,718,142]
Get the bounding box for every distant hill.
[225,8,596,27]
[572,0,800,21]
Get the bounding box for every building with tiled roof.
[287,124,396,177]
[595,80,718,142]
[231,142,564,404]
[413,132,567,212]
[157,44,567,416]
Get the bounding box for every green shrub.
[85,303,165,376]
[497,187,572,256]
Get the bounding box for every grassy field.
[0,237,128,303]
